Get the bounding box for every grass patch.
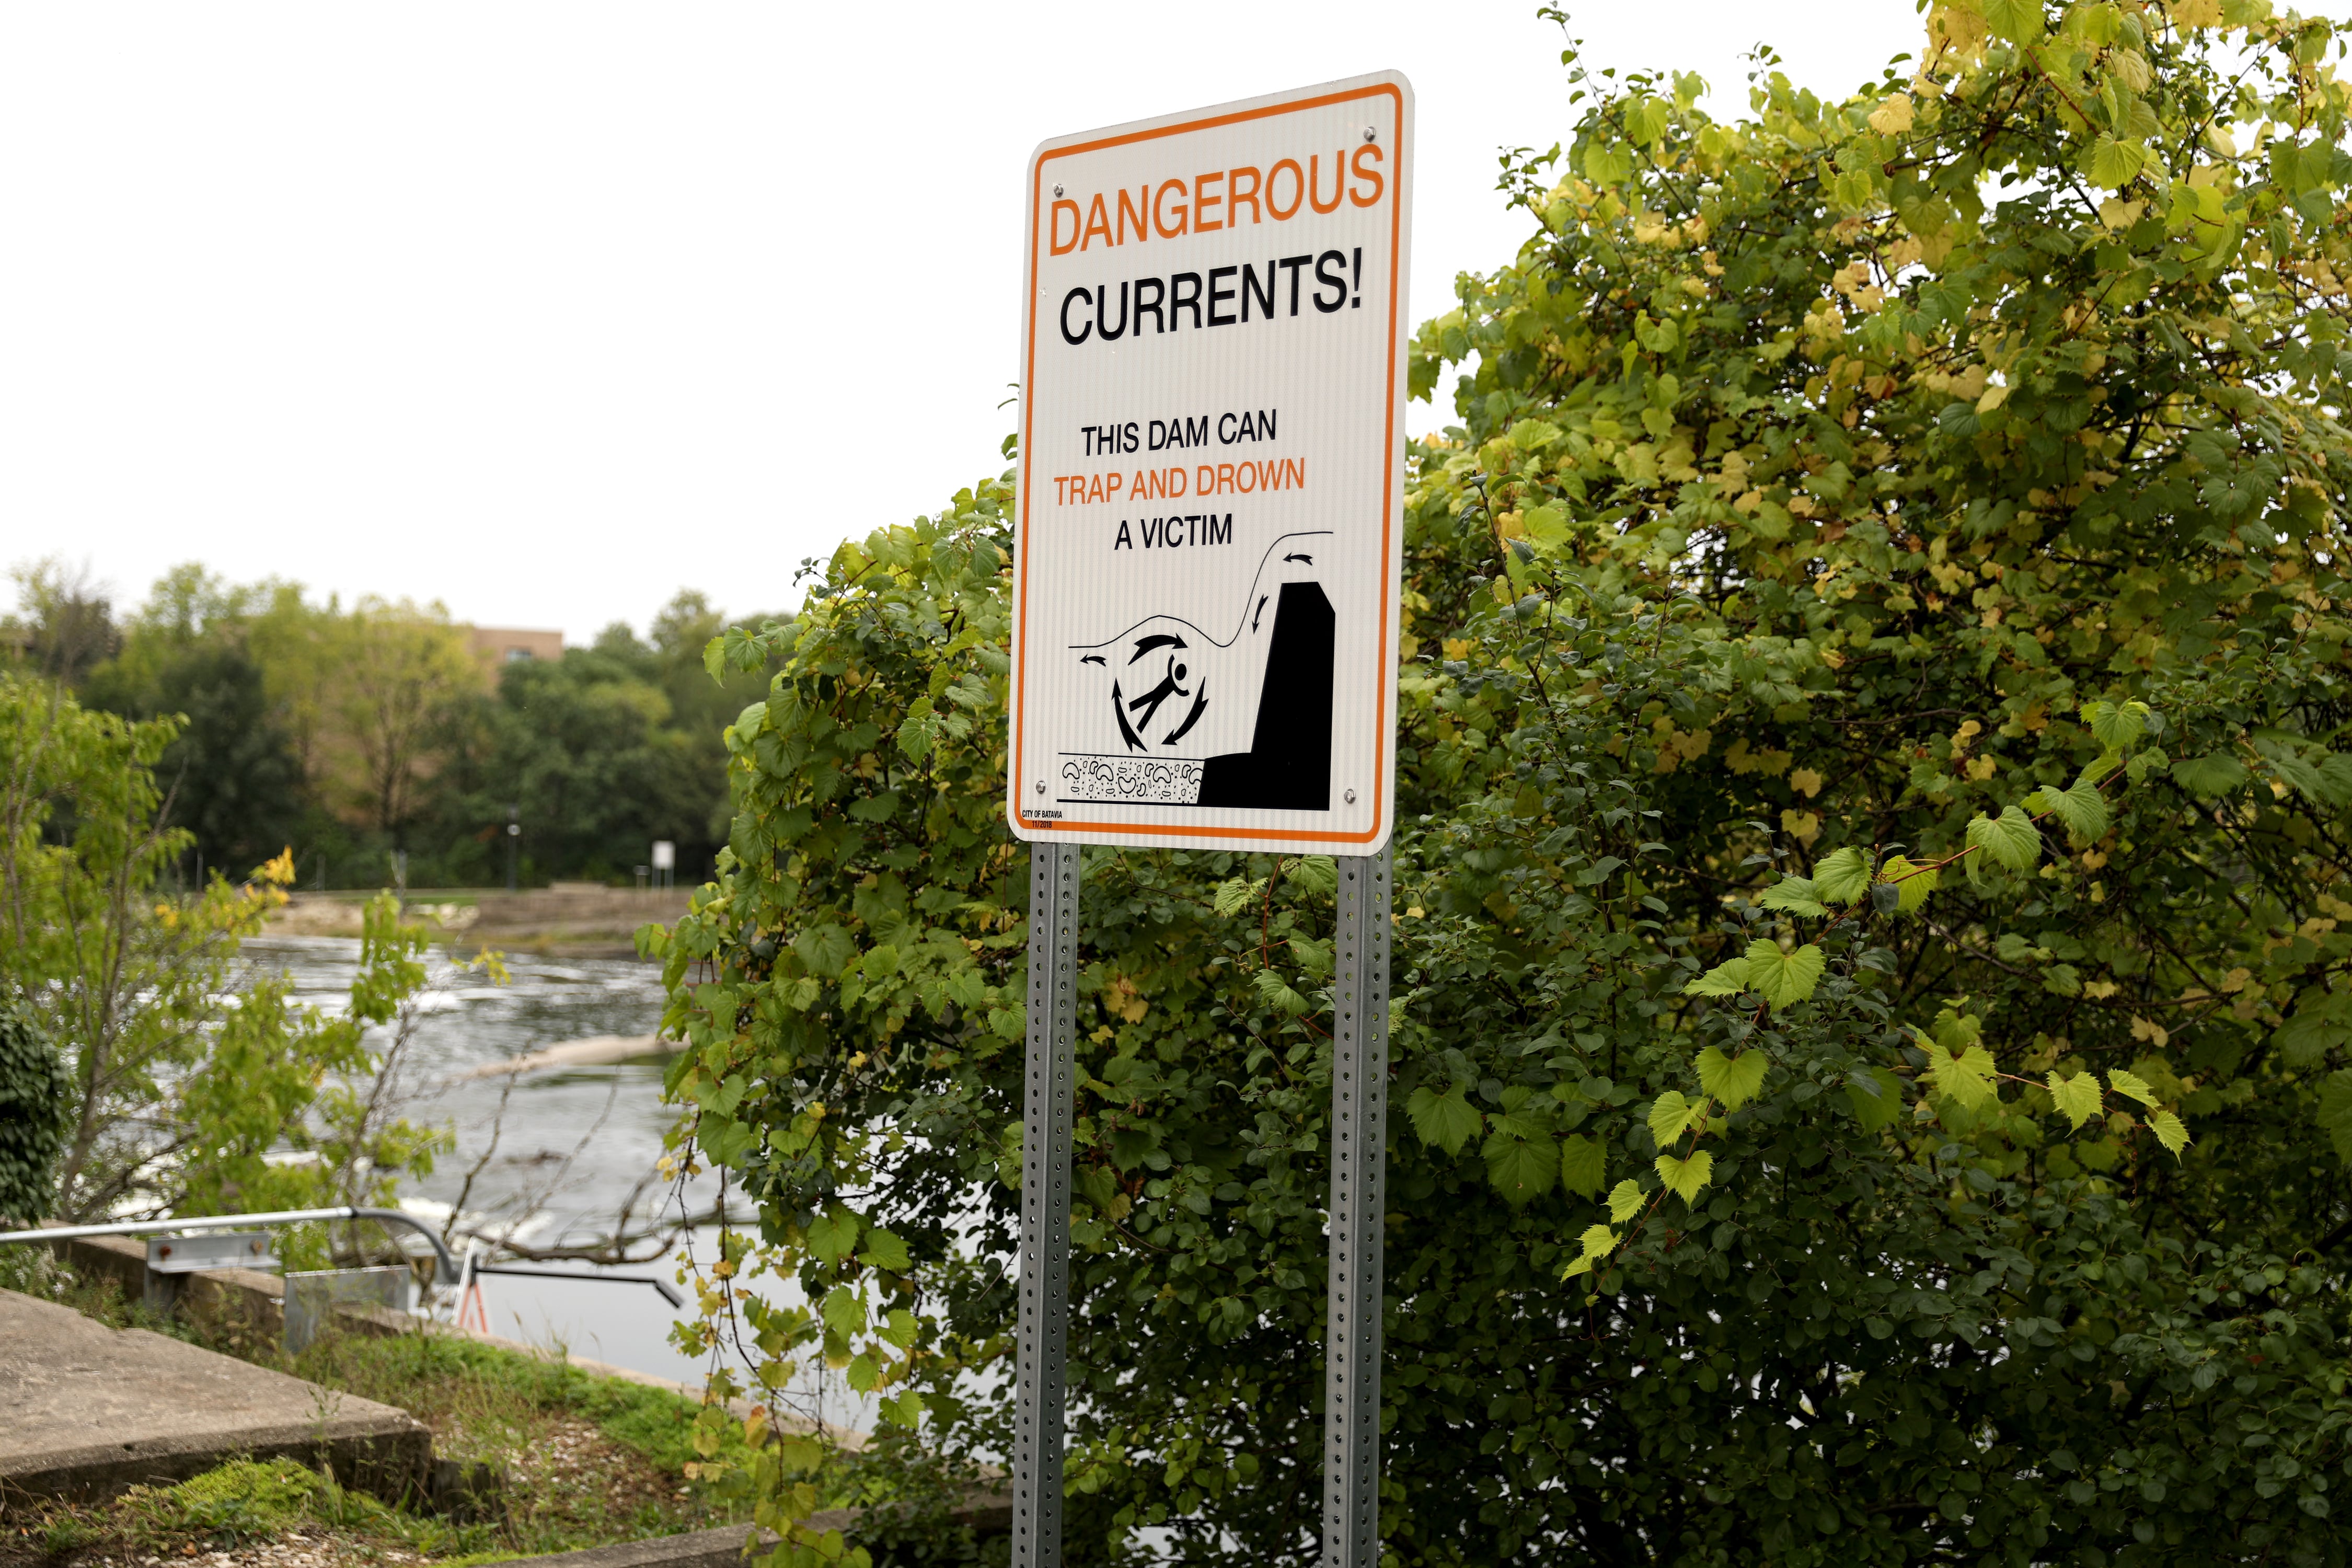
[0,1251,766,1566]
[284,1329,746,1535]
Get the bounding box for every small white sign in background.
[1007,72,1414,856]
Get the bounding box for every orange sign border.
[1011,80,1406,847]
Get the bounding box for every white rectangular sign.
[1007,72,1413,856]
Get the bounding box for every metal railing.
[2,1207,685,1307]
[0,1206,462,1283]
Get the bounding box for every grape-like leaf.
[1575,1223,1618,1263]
[1286,856,1339,898]
[1696,1046,1767,1111]
[1213,877,1264,917]
[1607,1179,1645,1224]
[1984,0,2045,42]
[1877,855,1939,914]
[2085,134,2150,191]
[2108,1068,2159,1107]
[1743,941,1827,1009]
[1965,805,2042,880]
[2272,989,2351,1068]
[1648,1089,1707,1146]
[821,1285,867,1339]
[2046,1070,2103,1131]
[1559,1133,1606,1198]
[1252,969,1311,1017]
[1405,1083,1484,1156]
[2171,752,2249,798]
[2029,778,2112,847]
[1918,1030,1999,1111]
[2082,698,2149,753]
[1483,1132,1558,1205]
[1654,1149,1715,1206]
[1760,878,1827,918]
[807,1208,863,1264]
[2146,1108,2190,1157]
[1682,956,1754,995]
[1812,847,1873,907]
[857,1229,913,1272]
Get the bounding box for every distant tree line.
[2,559,786,889]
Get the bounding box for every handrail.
[0,1206,462,1284]
[471,1262,685,1308]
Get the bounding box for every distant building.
[466,627,563,671]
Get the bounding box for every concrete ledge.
[485,1524,777,1568]
[38,1230,866,1448]
[483,1481,1013,1568]
[0,1289,430,1505]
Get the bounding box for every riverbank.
[268,889,692,958]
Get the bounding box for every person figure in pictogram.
[1128,656,1191,732]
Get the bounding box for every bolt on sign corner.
[1008,72,1414,857]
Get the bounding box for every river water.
[244,935,750,1396]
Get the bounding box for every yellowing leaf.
[1576,1223,1619,1262]
[2085,134,2151,191]
[1655,1149,1714,1205]
[2147,1108,2190,1157]
[1607,1179,1645,1224]
[1743,941,1827,1009]
[1867,93,1916,135]
[2046,1070,2103,1131]
[2108,1068,2160,1107]
[1682,955,1754,995]
[1982,0,2045,41]
[1878,855,1940,913]
[1648,1089,1709,1146]
[1523,502,1573,551]
[1918,1031,2000,1111]
[1760,878,1826,918]
[1213,877,1264,917]
[1696,1046,1768,1111]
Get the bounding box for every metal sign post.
[1006,70,1412,1568]
[1324,848,1391,1564]
[1012,842,1082,1566]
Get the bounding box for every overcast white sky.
[1,3,1927,642]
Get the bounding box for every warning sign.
[1007,72,1414,855]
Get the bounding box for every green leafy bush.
[0,994,67,1224]
[655,3,2352,1562]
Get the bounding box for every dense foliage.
[0,995,68,1225]
[8,563,781,887]
[656,3,2352,1563]
[0,672,444,1238]
[428,612,767,886]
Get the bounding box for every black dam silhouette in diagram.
[1058,533,1335,812]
